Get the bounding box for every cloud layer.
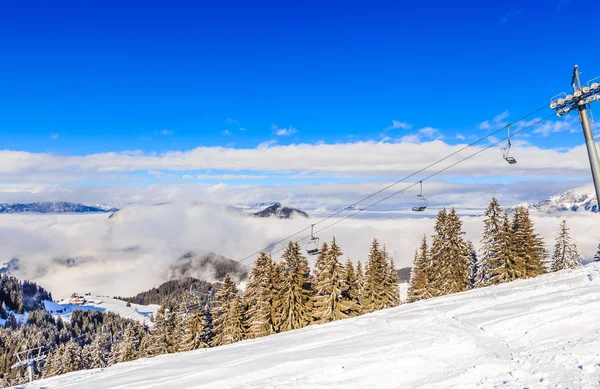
[1,204,596,299]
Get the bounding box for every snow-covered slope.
[23,263,600,389]
[45,296,159,327]
[515,186,598,213]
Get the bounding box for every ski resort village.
[2,1,600,388]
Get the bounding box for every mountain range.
[513,186,598,214]
[0,202,118,214]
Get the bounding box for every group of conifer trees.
[408,198,584,303]
[39,237,400,382]
[144,238,400,348]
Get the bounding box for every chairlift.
[412,181,427,212]
[501,125,517,164]
[305,224,321,255]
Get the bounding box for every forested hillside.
[119,277,213,306]
[0,275,52,319]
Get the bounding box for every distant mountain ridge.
[513,187,598,214]
[0,202,118,214]
[252,202,309,219]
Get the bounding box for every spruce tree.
[360,238,387,313]
[512,207,547,278]
[61,340,84,373]
[383,249,401,307]
[467,241,478,289]
[211,274,239,346]
[408,235,434,302]
[488,212,523,284]
[89,338,107,368]
[355,260,364,290]
[244,252,280,338]
[342,258,361,315]
[477,198,503,287]
[551,220,583,271]
[437,209,471,295]
[313,238,357,323]
[220,296,247,345]
[279,241,313,331]
[593,241,600,262]
[428,208,448,296]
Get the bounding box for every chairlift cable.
[239,112,555,270]
[236,104,550,265]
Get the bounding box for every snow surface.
[16,263,600,389]
[46,296,159,327]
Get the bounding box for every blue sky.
[0,0,598,206]
[2,0,599,154]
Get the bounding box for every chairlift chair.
[412,181,427,212]
[305,224,321,255]
[501,125,517,164]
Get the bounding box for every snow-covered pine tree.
[279,241,313,331]
[172,295,190,351]
[244,252,280,338]
[476,198,503,287]
[355,260,364,290]
[89,338,107,368]
[144,303,170,357]
[342,258,361,315]
[313,238,357,323]
[595,242,600,262]
[467,241,478,289]
[383,247,400,307]
[511,207,547,278]
[180,307,210,351]
[408,235,435,303]
[117,324,138,363]
[437,208,471,295]
[212,274,240,345]
[551,220,583,271]
[359,238,387,313]
[43,345,65,378]
[488,212,522,284]
[313,242,330,284]
[428,208,448,296]
[61,340,84,373]
[219,296,246,345]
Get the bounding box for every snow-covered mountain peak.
[514,186,598,213]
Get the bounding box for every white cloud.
[0,139,591,182]
[400,134,421,143]
[385,120,412,130]
[160,129,173,135]
[480,111,510,130]
[272,124,297,136]
[494,111,510,123]
[50,133,59,140]
[1,195,596,299]
[239,127,246,131]
[456,134,466,140]
[222,129,232,136]
[226,118,237,124]
[533,115,578,137]
[418,127,443,139]
[257,139,278,148]
[196,174,269,180]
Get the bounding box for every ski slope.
[45,296,159,327]
[19,263,600,389]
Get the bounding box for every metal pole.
[577,101,600,210]
[27,361,34,382]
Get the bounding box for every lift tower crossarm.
[550,65,600,213]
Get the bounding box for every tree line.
[408,199,584,302]
[1,237,400,387]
